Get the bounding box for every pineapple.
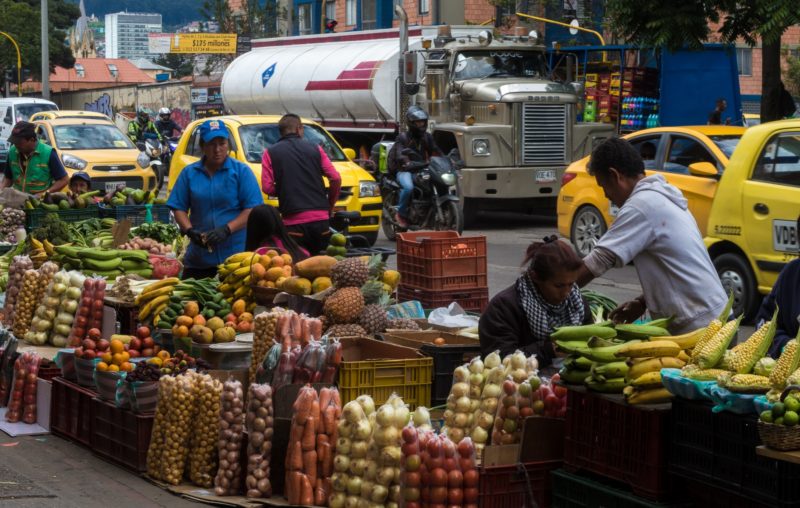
[324,287,365,323]
[361,280,387,305]
[330,257,369,289]
[387,318,421,331]
[325,323,367,338]
[359,304,389,335]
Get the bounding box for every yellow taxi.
[168,116,382,245]
[557,125,746,257]
[32,118,157,191]
[29,110,112,122]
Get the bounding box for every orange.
[184,301,200,318]
[176,325,189,338]
[109,339,124,355]
[120,362,133,372]
[101,352,113,364]
[433,337,446,346]
[96,362,109,372]
[193,315,206,327]
[148,357,163,367]
[108,364,120,372]
[121,351,130,363]
[157,350,170,361]
[112,353,126,365]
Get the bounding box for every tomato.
[403,472,421,488]
[447,488,463,505]
[430,486,448,504]
[464,487,479,503]
[553,384,568,398]
[448,469,463,487]
[443,457,457,472]
[457,438,474,458]
[463,469,479,487]
[430,468,447,487]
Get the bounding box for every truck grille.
[520,103,568,165]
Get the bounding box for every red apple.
[129,338,142,351]
[136,326,150,339]
[87,328,101,341]
[73,347,84,358]
[96,339,109,352]
[141,348,154,358]
[142,337,155,349]
[128,349,140,358]
[83,349,96,360]
[82,338,97,351]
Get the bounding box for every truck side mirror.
[688,162,718,177]
[343,148,356,160]
[570,81,584,96]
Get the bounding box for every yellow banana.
[218,283,233,295]
[153,314,160,326]
[656,328,705,349]
[626,356,685,380]
[234,285,250,299]
[232,265,251,278]
[626,387,673,405]
[139,295,169,321]
[614,340,681,359]
[135,286,174,305]
[30,237,43,250]
[677,350,690,362]
[43,239,55,256]
[224,252,253,264]
[140,277,180,295]
[630,371,663,388]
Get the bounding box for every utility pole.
[41,0,50,99]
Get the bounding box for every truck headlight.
[472,138,490,156]
[359,180,380,197]
[62,154,87,170]
[137,152,151,169]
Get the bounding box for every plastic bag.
[6,351,39,424]
[68,277,106,347]
[361,393,407,507]
[285,385,320,506]
[321,337,342,384]
[272,342,299,392]
[3,255,33,326]
[245,383,274,498]
[458,437,480,506]
[214,378,245,495]
[330,396,374,508]
[258,343,282,385]
[492,376,522,445]
[428,302,480,329]
[293,340,325,384]
[0,334,19,407]
[188,373,222,488]
[315,387,340,505]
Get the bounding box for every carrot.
[318,387,332,414]
[278,314,290,341]
[289,441,303,471]
[314,477,326,506]
[323,405,337,435]
[320,442,333,477]
[288,471,303,505]
[301,417,317,451]
[295,388,313,424]
[310,399,321,425]
[303,449,317,486]
[289,419,304,444]
[291,313,301,341]
[299,473,313,506]
[300,318,310,345]
[309,319,322,341]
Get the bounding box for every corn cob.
[727,308,779,374]
[718,373,771,394]
[754,357,776,377]
[681,365,729,381]
[690,292,736,363]
[695,315,743,369]
[771,339,800,389]
[787,366,800,387]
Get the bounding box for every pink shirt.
[255,237,310,258]
[261,145,342,226]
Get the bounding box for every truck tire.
[570,205,606,258]
[713,252,759,323]
[462,198,479,230]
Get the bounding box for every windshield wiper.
[483,71,512,79]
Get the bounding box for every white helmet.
[158,107,170,116]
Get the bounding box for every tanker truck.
[221,7,614,225]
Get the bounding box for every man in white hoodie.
[577,137,728,334]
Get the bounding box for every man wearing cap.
[167,119,263,279]
[2,121,69,196]
[69,172,92,194]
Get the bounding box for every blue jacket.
[757,258,800,358]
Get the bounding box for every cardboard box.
[382,330,479,350]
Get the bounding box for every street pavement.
[0,211,748,506]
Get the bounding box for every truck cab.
[705,120,800,320]
[0,98,58,163]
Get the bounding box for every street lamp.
[0,31,22,97]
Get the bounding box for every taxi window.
[753,133,800,187]
[35,125,51,145]
[185,125,237,157]
[628,135,661,170]
[664,136,717,175]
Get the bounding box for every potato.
[245,383,273,498]
[214,379,245,496]
[188,374,222,488]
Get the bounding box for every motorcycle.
[379,148,464,241]
[136,133,164,190]
[159,136,179,173]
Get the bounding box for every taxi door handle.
[754,202,769,214]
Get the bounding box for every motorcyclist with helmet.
[388,105,442,227]
[127,109,163,144]
[155,107,183,139]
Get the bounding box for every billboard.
[148,33,238,54]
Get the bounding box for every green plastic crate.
[552,469,692,508]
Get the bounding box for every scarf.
[516,272,585,343]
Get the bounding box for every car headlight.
[441,173,456,186]
[62,154,87,170]
[472,138,490,156]
[137,152,151,169]
[359,180,381,198]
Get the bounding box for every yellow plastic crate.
[337,338,433,409]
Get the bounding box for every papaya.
[265,266,285,282]
[294,255,338,279]
[283,276,312,296]
[312,277,332,294]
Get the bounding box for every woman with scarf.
[479,235,592,370]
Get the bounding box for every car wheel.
[570,205,607,257]
[713,252,759,322]
[381,190,399,242]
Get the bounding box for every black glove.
[185,228,205,246]
[204,224,231,246]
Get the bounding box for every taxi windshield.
[53,124,135,150]
[239,124,346,163]
[453,50,548,80]
[708,135,742,159]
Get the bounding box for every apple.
[82,338,97,351]
[129,338,142,351]
[136,326,150,339]
[141,348,154,358]
[83,349,96,360]
[142,337,155,349]
[128,349,140,358]
[87,328,101,341]
[73,347,84,358]
[96,339,109,352]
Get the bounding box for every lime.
[760,410,774,423]
[772,402,786,418]
[784,411,799,427]
[775,417,785,426]
[786,397,800,413]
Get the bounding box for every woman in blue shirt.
[167,119,264,279]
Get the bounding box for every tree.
[0,0,79,82]
[154,53,195,79]
[606,0,800,122]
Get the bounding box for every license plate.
[536,169,557,183]
[105,181,125,192]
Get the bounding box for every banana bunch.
[135,277,181,325]
[29,237,55,268]
[217,252,257,304]
[90,230,115,249]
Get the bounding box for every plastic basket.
[563,386,671,500]
[74,357,100,387]
[99,204,171,226]
[478,460,562,508]
[674,472,771,508]
[25,206,99,230]
[552,469,693,508]
[49,377,97,447]
[89,397,154,472]
[712,410,760,491]
[336,337,432,410]
[742,452,800,506]
[396,231,487,285]
[669,398,716,482]
[398,285,489,313]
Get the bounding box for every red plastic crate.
[563,386,671,500]
[398,285,489,313]
[49,377,97,447]
[37,361,62,381]
[90,397,154,472]
[397,231,487,290]
[478,460,561,508]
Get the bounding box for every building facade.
[104,12,163,60]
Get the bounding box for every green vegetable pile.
[134,222,181,244]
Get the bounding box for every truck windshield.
[16,103,57,123]
[239,124,346,163]
[708,135,742,159]
[453,50,548,80]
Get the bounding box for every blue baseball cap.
[199,119,229,143]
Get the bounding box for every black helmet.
[406,105,428,136]
[137,109,149,123]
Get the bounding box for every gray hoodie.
[594,174,727,333]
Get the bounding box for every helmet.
[406,105,428,137]
[137,109,149,123]
[158,107,171,119]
